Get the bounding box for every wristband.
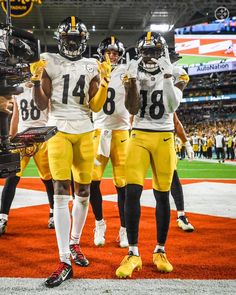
[32,80,41,87]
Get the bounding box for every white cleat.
[0,218,7,236]
[94,220,107,246]
[118,227,129,248]
[177,216,194,232]
[48,216,55,229]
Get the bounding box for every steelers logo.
[86,64,94,73]
[120,73,126,81]
[215,6,229,20]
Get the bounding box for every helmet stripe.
[146,31,151,44]
[111,36,115,45]
[71,16,76,31]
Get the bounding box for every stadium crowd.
[175,118,236,161]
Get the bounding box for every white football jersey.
[192,135,199,145]
[133,66,188,131]
[215,134,224,148]
[15,84,48,132]
[93,64,130,130]
[41,52,99,133]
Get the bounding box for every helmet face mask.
[97,37,125,67]
[137,32,166,72]
[57,16,89,60]
[169,50,182,65]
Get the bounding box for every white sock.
[54,195,71,265]
[0,214,8,221]
[154,245,165,253]
[95,219,105,226]
[177,211,185,218]
[70,194,89,245]
[129,246,139,256]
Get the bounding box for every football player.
[90,36,129,248]
[0,82,54,237]
[191,132,200,158]
[173,113,194,232]
[30,16,111,288]
[167,51,195,232]
[116,32,187,278]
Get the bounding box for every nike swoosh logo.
[61,269,70,280]
[121,139,127,143]
[163,137,171,142]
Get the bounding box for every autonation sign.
[188,60,236,75]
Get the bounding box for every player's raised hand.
[30,59,47,82]
[97,53,112,82]
[155,46,173,75]
[125,52,142,79]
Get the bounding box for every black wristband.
[32,80,41,87]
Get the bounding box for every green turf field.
[23,158,236,179]
[177,55,226,66]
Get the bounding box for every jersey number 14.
[62,74,85,104]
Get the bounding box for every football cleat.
[117,227,129,248]
[177,216,194,232]
[153,252,173,273]
[44,262,73,288]
[0,219,7,236]
[116,251,142,278]
[94,220,107,246]
[48,216,55,229]
[69,244,89,267]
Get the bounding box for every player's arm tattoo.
[124,78,140,115]
[32,70,52,111]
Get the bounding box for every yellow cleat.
[153,252,173,273]
[116,254,142,278]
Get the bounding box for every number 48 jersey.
[15,85,48,132]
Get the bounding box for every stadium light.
[150,24,173,32]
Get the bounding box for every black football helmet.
[56,16,89,60]
[137,31,166,72]
[169,49,182,64]
[97,36,125,66]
